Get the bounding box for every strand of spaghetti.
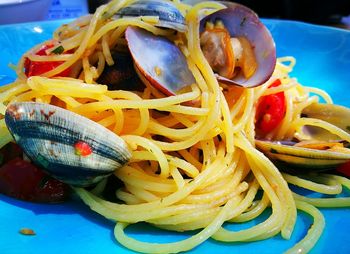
[330,174,350,189]
[0,119,13,149]
[304,86,333,104]
[76,179,242,223]
[88,17,173,48]
[8,90,40,103]
[27,54,74,62]
[275,89,296,140]
[229,88,246,118]
[262,79,298,96]
[72,88,200,113]
[231,88,255,133]
[154,194,246,231]
[113,196,240,254]
[147,117,204,139]
[75,149,233,216]
[170,166,186,189]
[234,132,296,239]
[292,192,350,207]
[282,173,342,195]
[212,154,284,242]
[56,96,82,108]
[181,171,245,204]
[285,200,325,254]
[116,188,143,204]
[224,179,260,222]
[294,118,350,142]
[125,184,159,202]
[231,193,270,223]
[55,27,87,52]
[122,135,170,178]
[102,33,114,66]
[82,56,93,84]
[0,82,30,107]
[166,155,199,178]
[41,3,110,77]
[28,76,107,95]
[159,104,209,115]
[220,91,234,153]
[149,206,221,226]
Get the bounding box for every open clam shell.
[114,0,186,32]
[301,103,350,141]
[199,2,276,87]
[5,102,131,187]
[255,140,350,171]
[125,26,196,95]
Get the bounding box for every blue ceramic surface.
[0,19,350,254]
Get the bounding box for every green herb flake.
[51,45,64,55]
[270,148,278,154]
[346,126,350,132]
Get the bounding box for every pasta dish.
[1,1,350,253]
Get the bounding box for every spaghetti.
[0,0,350,253]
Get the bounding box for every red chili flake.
[74,141,93,156]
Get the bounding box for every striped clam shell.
[5,102,131,187]
[114,0,186,32]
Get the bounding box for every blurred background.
[0,0,349,29]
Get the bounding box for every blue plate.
[0,19,350,254]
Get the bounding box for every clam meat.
[199,2,276,87]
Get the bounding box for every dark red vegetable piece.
[0,158,70,203]
[336,161,350,178]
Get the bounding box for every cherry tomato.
[336,161,350,178]
[255,79,286,133]
[0,158,70,203]
[24,43,71,77]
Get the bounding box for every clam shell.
[255,140,350,171]
[114,0,186,32]
[200,2,276,87]
[5,102,131,187]
[301,103,350,141]
[125,26,195,95]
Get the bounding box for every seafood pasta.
[1,0,350,253]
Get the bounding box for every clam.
[97,51,145,91]
[114,0,186,32]
[199,2,276,87]
[5,102,131,187]
[125,26,196,96]
[255,140,350,172]
[255,103,350,172]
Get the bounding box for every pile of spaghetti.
[1,0,350,253]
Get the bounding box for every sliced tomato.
[24,43,71,77]
[0,158,70,203]
[255,79,286,134]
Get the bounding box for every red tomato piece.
[255,79,286,133]
[24,43,71,77]
[74,141,93,156]
[0,158,70,203]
